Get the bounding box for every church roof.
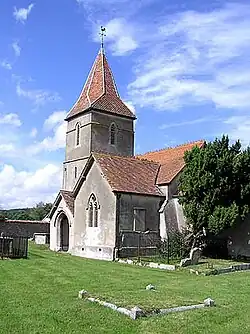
[93,153,164,197]
[65,50,136,120]
[138,140,204,184]
[60,190,74,215]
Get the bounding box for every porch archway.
[56,212,69,251]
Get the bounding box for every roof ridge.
[93,151,161,165]
[137,139,205,156]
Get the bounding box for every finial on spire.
[100,26,106,53]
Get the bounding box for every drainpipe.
[113,193,121,261]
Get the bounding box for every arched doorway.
[58,213,69,251]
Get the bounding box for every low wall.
[0,220,49,238]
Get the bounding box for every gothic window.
[133,208,146,232]
[87,194,99,227]
[76,123,80,146]
[88,202,93,227]
[109,123,117,145]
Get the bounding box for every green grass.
[1,243,250,333]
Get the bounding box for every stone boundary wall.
[190,263,250,276]
[0,220,49,238]
[117,258,176,271]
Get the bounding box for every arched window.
[87,194,99,227]
[109,123,117,145]
[88,202,93,227]
[74,166,77,179]
[76,123,80,146]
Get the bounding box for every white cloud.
[1,61,12,70]
[223,115,250,147]
[44,110,67,131]
[0,113,22,127]
[29,110,67,154]
[124,101,136,115]
[126,3,250,111]
[0,144,16,154]
[12,41,21,57]
[159,117,213,130]
[16,84,61,107]
[13,3,34,24]
[0,163,61,209]
[96,19,138,56]
[30,128,38,138]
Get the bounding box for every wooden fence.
[0,236,28,259]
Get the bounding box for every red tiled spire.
[65,49,135,120]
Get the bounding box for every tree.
[179,135,250,235]
[0,202,53,221]
[29,202,52,220]
[0,213,6,221]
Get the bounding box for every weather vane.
[100,26,106,51]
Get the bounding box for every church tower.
[63,47,136,191]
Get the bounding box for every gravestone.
[180,258,192,267]
[180,247,202,267]
[190,247,202,265]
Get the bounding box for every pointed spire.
[66,44,136,120]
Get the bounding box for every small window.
[94,202,98,227]
[76,123,80,146]
[87,194,99,227]
[109,123,117,145]
[74,166,77,179]
[133,208,146,232]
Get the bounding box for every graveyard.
[0,242,250,334]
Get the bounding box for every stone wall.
[63,110,134,191]
[91,111,134,157]
[73,160,116,260]
[0,220,49,238]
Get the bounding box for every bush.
[157,230,190,262]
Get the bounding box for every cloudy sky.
[1,0,250,209]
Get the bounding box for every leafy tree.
[0,213,6,221]
[0,202,53,221]
[179,135,250,235]
[29,202,53,220]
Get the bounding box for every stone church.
[49,46,203,260]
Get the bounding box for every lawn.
[1,243,250,334]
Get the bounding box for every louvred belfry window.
[110,123,116,145]
[76,123,80,146]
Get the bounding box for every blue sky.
[1,0,250,208]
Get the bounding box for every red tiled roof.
[93,153,163,197]
[60,190,74,215]
[65,50,135,120]
[138,140,204,184]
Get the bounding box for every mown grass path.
[0,243,250,333]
